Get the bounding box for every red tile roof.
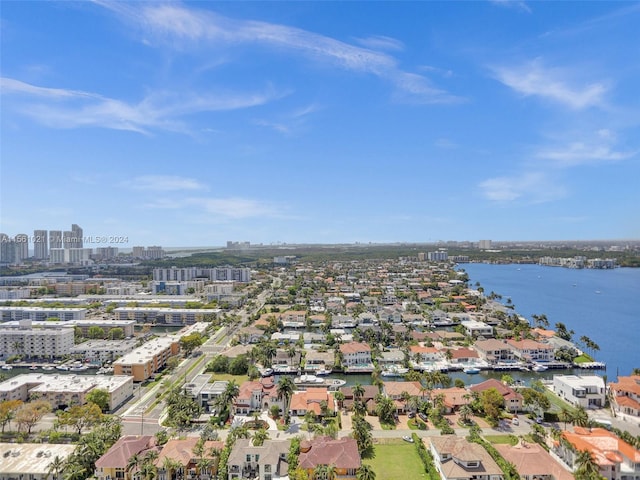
[95,435,156,468]
[298,437,361,470]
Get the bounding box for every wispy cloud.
[97,2,459,104]
[535,129,637,167]
[479,171,566,203]
[144,196,284,219]
[491,59,608,109]
[1,77,283,134]
[354,35,404,52]
[489,0,532,14]
[122,175,207,191]
[254,103,321,135]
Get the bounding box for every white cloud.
[354,35,404,52]
[122,175,207,191]
[97,2,459,104]
[535,129,636,167]
[492,59,608,109]
[1,77,283,134]
[479,171,566,203]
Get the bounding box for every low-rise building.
[70,338,138,365]
[552,375,606,408]
[0,323,74,360]
[506,339,554,363]
[474,339,516,364]
[0,373,133,410]
[461,320,494,337]
[112,336,180,382]
[0,306,87,321]
[156,438,224,480]
[0,442,77,480]
[339,342,372,371]
[233,377,284,415]
[429,436,503,480]
[183,374,229,413]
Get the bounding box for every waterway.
[460,263,640,378]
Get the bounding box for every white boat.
[381,366,409,377]
[29,365,39,371]
[70,365,89,371]
[1,365,13,371]
[56,365,70,371]
[42,365,54,371]
[315,369,330,376]
[463,367,480,374]
[532,363,548,372]
[294,375,346,390]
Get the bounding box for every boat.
[381,366,409,377]
[29,365,39,371]
[56,365,70,371]
[42,365,54,371]
[1,365,13,371]
[260,368,274,377]
[70,365,89,371]
[463,367,480,374]
[315,369,330,376]
[293,374,346,391]
[532,363,548,372]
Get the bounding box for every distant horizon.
[2,2,639,244]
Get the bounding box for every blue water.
[460,263,640,378]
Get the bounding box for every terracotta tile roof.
[610,375,640,396]
[469,379,522,401]
[290,387,335,414]
[495,443,574,480]
[339,342,371,354]
[157,438,224,467]
[434,387,471,408]
[383,381,423,397]
[95,435,157,468]
[298,437,361,470]
[447,347,479,359]
[563,428,640,466]
[410,345,439,354]
[506,339,552,350]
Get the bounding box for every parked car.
[511,417,519,426]
[408,411,416,419]
[402,435,414,443]
[418,412,428,422]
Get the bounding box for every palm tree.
[46,455,66,480]
[252,428,269,446]
[459,404,473,424]
[574,449,601,480]
[334,391,345,410]
[127,453,142,478]
[277,376,295,422]
[162,457,182,480]
[352,383,365,403]
[357,464,377,480]
[572,405,589,428]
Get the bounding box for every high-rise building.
[478,239,492,250]
[72,224,83,248]
[14,234,28,261]
[145,246,164,259]
[34,229,48,259]
[49,230,63,249]
[132,246,146,258]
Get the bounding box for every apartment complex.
[0,323,74,360]
[0,306,87,321]
[113,336,180,381]
[152,266,251,283]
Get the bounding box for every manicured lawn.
[485,434,519,445]
[364,439,427,480]
[543,389,575,413]
[208,373,249,383]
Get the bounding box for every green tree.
[179,332,204,356]
[574,449,601,480]
[375,395,396,425]
[85,388,110,412]
[88,326,106,339]
[252,428,269,446]
[351,415,373,457]
[58,403,103,435]
[0,399,23,433]
[15,400,51,434]
[107,327,125,340]
[357,464,377,480]
[480,388,504,425]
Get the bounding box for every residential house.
[552,375,606,409]
[474,339,516,365]
[506,339,554,363]
[409,345,441,364]
[95,435,157,480]
[609,375,640,418]
[233,377,285,415]
[227,439,290,480]
[428,436,504,480]
[445,347,481,366]
[383,381,428,413]
[469,378,523,413]
[156,438,224,480]
[304,350,334,374]
[338,385,379,412]
[495,442,574,480]
[433,387,471,414]
[553,427,640,480]
[339,342,373,371]
[289,387,336,417]
[298,437,361,479]
[461,320,494,338]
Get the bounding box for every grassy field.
[208,373,249,384]
[543,389,575,413]
[484,434,519,445]
[363,439,427,480]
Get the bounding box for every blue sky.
[2,1,639,248]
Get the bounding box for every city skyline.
[1,2,639,247]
